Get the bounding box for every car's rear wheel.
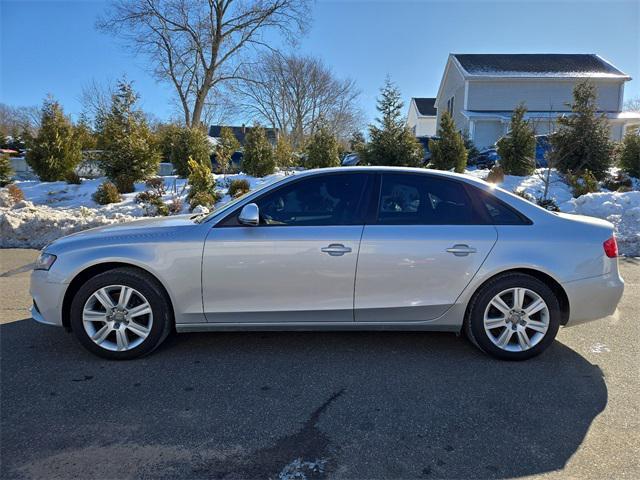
[70,268,172,359]
[465,273,561,360]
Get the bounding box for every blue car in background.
[417,136,440,162]
[469,134,552,170]
[535,135,551,168]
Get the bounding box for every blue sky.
[1,0,639,126]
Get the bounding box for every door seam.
[352,224,366,322]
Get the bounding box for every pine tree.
[363,78,424,167]
[305,126,340,169]
[97,80,160,192]
[429,111,467,173]
[550,80,613,180]
[26,96,82,181]
[619,131,640,178]
[74,113,98,151]
[170,126,212,177]
[349,131,366,152]
[496,104,536,175]
[242,125,275,177]
[274,135,294,171]
[215,127,240,175]
[155,123,182,163]
[0,153,13,187]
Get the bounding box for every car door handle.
[321,244,352,256]
[446,244,477,256]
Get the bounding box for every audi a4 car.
[30,167,624,360]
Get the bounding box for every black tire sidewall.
[70,268,172,360]
[467,274,561,361]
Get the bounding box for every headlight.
[34,252,57,271]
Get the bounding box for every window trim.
[214,171,375,228]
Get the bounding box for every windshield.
[195,175,289,223]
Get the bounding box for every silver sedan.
[30,167,624,360]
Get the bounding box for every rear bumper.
[563,271,624,326]
[30,270,67,327]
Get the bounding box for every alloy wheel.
[483,287,550,352]
[82,285,153,352]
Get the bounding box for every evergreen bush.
[619,132,640,178]
[496,104,536,175]
[92,181,121,205]
[305,127,340,169]
[429,112,467,173]
[242,126,275,177]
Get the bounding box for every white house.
[434,53,640,149]
[406,98,437,137]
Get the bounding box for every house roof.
[412,98,437,116]
[208,125,279,144]
[452,54,629,79]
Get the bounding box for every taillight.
[603,236,618,258]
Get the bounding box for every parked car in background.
[535,135,551,168]
[417,136,440,162]
[31,167,624,361]
[341,153,360,166]
[469,148,500,169]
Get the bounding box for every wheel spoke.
[490,296,511,316]
[127,321,150,338]
[525,298,546,316]
[94,288,115,310]
[526,319,548,333]
[115,329,129,351]
[496,328,513,347]
[118,286,133,309]
[517,329,532,350]
[485,317,506,329]
[128,302,151,319]
[92,324,111,344]
[83,309,107,323]
[513,288,525,310]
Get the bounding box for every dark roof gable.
[208,125,279,145]
[413,98,437,116]
[452,54,627,78]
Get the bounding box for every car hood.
[46,215,199,250]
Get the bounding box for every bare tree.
[234,52,363,147]
[0,103,41,138]
[80,78,116,126]
[98,0,310,128]
[624,97,640,112]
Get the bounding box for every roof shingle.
[413,98,437,116]
[453,54,627,78]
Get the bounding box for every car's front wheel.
[465,273,561,360]
[70,268,173,359]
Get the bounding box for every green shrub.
[92,181,121,205]
[64,171,82,185]
[513,189,535,202]
[566,170,599,197]
[228,179,250,198]
[602,171,633,192]
[96,80,160,193]
[214,127,240,175]
[496,104,536,176]
[305,127,340,169]
[619,132,640,178]
[536,197,560,211]
[550,81,613,180]
[274,136,294,171]
[429,112,467,173]
[0,153,13,187]
[135,190,168,216]
[169,126,212,177]
[26,97,82,181]
[187,157,220,210]
[242,126,276,177]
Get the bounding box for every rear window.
[479,191,531,225]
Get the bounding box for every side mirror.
[238,203,259,226]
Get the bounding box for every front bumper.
[30,269,67,327]
[563,271,624,326]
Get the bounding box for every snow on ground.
[1,168,639,256]
[1,172,287,249]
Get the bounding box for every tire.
[464,273,561,361]
[70,267,173,360]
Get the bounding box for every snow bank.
[1,172,288,249]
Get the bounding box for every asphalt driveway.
[1,249,638,479]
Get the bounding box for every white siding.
[467,79,623,112]
[436,63,469,134]
[407,100,437,136]
[473,120,505,149]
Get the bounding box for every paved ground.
[1,249,638,480]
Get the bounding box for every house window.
[446,96,455,115]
